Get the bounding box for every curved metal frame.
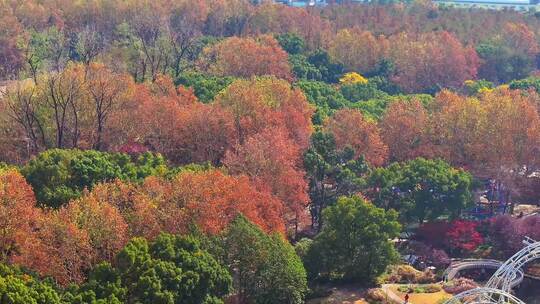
[444,287,525,304]
[444,237,540,304]
[444,260,524,288]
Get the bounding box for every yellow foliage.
[339,72,368,85]
[478,87,493,94]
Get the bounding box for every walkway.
[381,284,407,304]
[443,259,523,288]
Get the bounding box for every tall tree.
[475,88,540,178]
[477,22,539,83]
[41,64,87,149]
[225,127,309,234]
[76,233,232,304]
[120,1,172,81]
[167,0,208,78]
[429,90,485,169]
[84,169,286,238]
[199,35,293,81]
[13,209,94,286]
[21,149,167,207]
[84,63,134,151]
[365,158,474,225]
[329,28,388,74]
[380,98,434,162]
[304,131,369,230]
[169,102,236,165]
[325,109,388,167]
[305,196,400,283]
[2,80,47,154]
[0,168,41,262]
[221,216,307,304]
[388,31,479,93]
[216,77,313,147]
[61,196,129,263]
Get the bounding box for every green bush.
[22,149,167,207]
[305,196,400,283]
[397,284,441,294]
[176,71,234,103]
[0,264,63,304]
[296,80,350,124]
[509,76,540,92]
[221,216,308,304]
[72,233,232,304]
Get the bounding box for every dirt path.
[382,284,452,304]
[381,284,406,304]
[306,284,368,304]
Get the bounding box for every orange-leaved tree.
[380,99,434,162]
[325,109,388,167]
[216,76,313,148]
[329,28,388,74]
[388,31,479,93]
[198,35,293,80]
[224,127,309,234]
[78,170,287,238]
[0,168,41,262]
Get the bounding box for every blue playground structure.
[466,179,512,219]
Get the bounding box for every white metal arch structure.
[444,237,540,304]
[443,259,524,288]
[443,287,525,304]
[485,237,540,292]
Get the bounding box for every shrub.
[397,284,441,294]
[397,265,424,283]
[378,265,436,284]
[425,284,442,293]
[410,241,451,269]
[443,278,478,294]
[365,288,387,302]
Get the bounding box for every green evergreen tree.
[305,196,400,283]
[221,216,307,304]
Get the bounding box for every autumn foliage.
[445,220,484,254]
[0,168,94,285]
[388,31,479,93]
[216,77,313,147]
[329,28,388,74]
[225,128,309,230]
[0,168,40,261]
[428,88,540,177]
[0,166,291,285]
[415,220,484,255]
[380,99,434,162]
[82,170,286,238]
[3,0,540,296]
[199,35,293,81]
[325,109,388,166]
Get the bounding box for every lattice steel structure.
[444,237,540,304]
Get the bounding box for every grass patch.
[388,284,452,304]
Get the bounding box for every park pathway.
[381,284,407,304]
